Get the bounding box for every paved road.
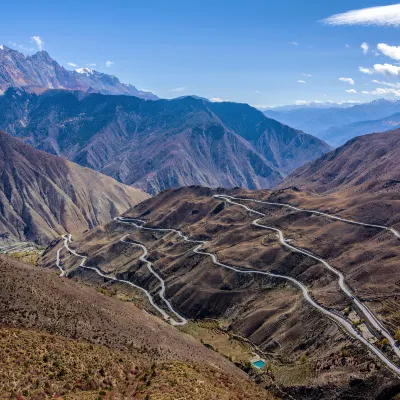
[57,233,186,326]
[120,235,187,326]
[116,215,400,376]
[216,195,400,239]
[215,195,400,360]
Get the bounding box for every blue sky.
[2,1,400,107]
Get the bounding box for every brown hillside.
[0,130,149,244]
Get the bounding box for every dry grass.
[0,327,276,400]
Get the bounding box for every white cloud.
[289,41,299,46]
[361,42,369,54]
[346,89,357,94]
[377,43,400,60]
[86,63,96,67]
[359,66,374,74]
[359,63,400,76]
[31,36,44,50]
[372,79,400,88]
[322,4,400,27]
[295,99,360,106]
[345,44,350,48]
[302,73,312,77]
[373,87,400,96]
[169,87,186,92]
[339,77,355,85]
[374,63,400,76]
[67,62,78,67]
[210,97,226,103]
[105,60,114,68]
[252,104,270,109]
[297,80,306,84]
[361,91,371,95]
[254,90,261,93]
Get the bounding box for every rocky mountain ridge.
[0,88,332,194]
[0,45,158,99]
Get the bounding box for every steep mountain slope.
[0,88,331,194]
[43,186,400,399]
[0,45,158,99]
[0,255,275,399]
[318,112,400,147]
[0,130,149,244]
[264,99,400,143]
[282,128,400,195]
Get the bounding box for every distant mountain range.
[0,130,148,243]
[0,45,158,99]
[262,101,359,112]
[264,99,400,146]
[0,88,331,194]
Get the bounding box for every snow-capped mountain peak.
[75,67,94,76]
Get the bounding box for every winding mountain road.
[214,195,400,360]
[217,195,400,239]
[56,233,186,326]
[115,216,400,376]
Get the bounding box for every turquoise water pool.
[252,360,266,369]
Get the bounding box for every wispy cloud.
[302,73,312,77]
[8,41,35,52]
[105,60,114,68]
[31,36,44,51]
[254,90,261,93]
[372,79,400,88]
[289,41,299,46]
[86,63,96,67]
[297,80,306,84]
[345,89,357,94]
[322,4,400,27]
[359,66,374,75]
[339,77,355,85]
[377,43,400,60]
[67,62,78,67]
[361,42,369,54]
[345,44,351,48]
[169,87,186,92]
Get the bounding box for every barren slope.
[42,187,400,399]
[0,130,149,244]
[0,255,276,399]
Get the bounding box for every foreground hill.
[0,88,331,194]
[0,131,149,244]
[0,255,275,399]
[0,45,158,99]
[43,186,400,399]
